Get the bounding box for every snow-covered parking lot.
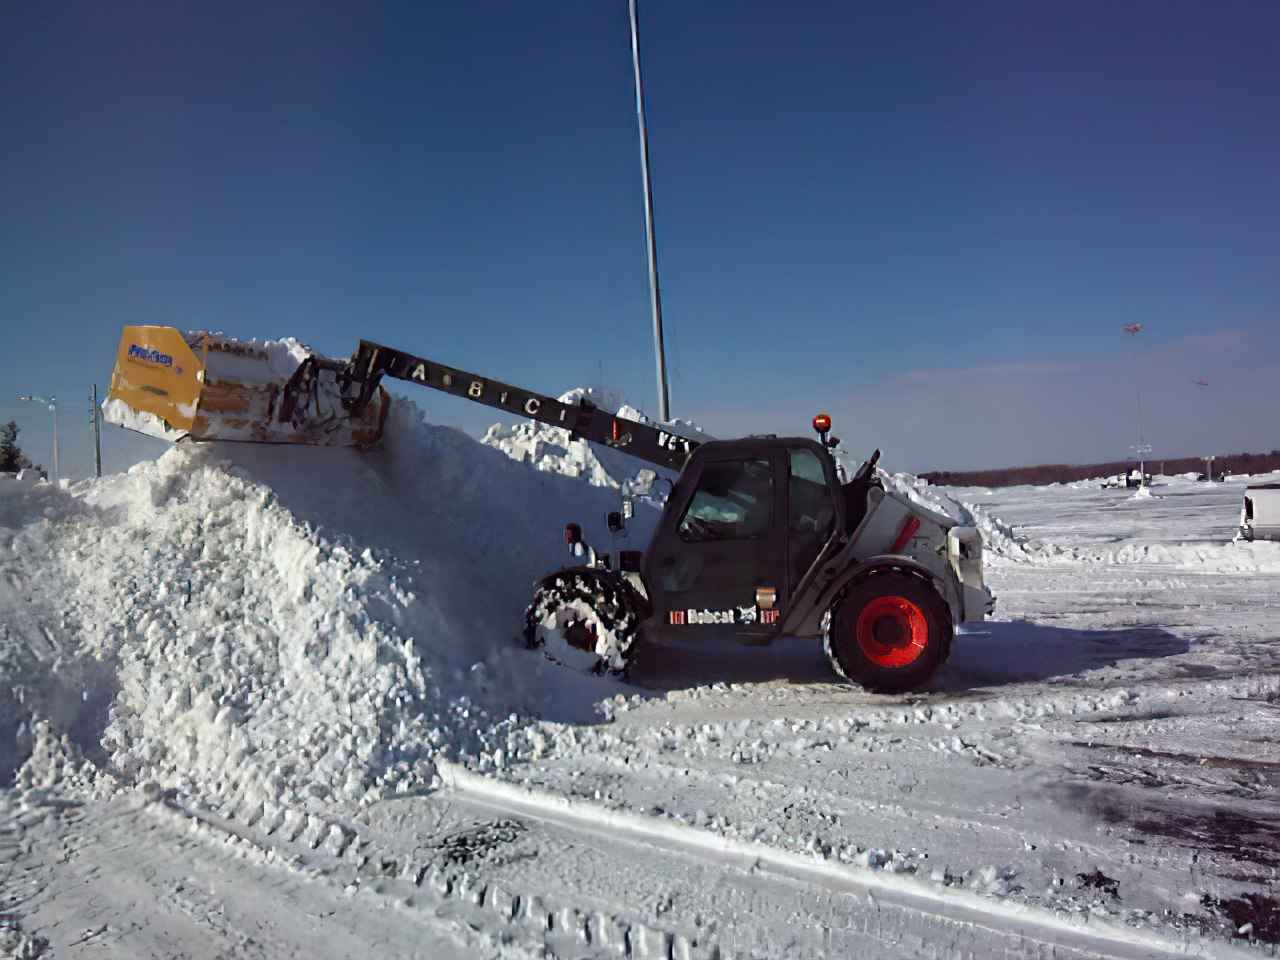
[2,411,1277,959]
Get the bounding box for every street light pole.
[628,0,671,422]
[17,394,58,482]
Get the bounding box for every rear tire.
[823,572,951,693]
[523,571,641,677]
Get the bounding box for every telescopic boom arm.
[292,340,700,471]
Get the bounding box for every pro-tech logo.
[127,344,174,367]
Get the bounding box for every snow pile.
[194,330,314,384]
[880,471,967,524]
[101,396,187,441]
[482,405,1040,573]
[1036,537,1280,572]
[8,452,467,809]
[482,386,707,491]
[2,397,652,814]
[879,471,1032,563]
[927,476,1280,572]
[879,473,1280,570]
[0,476,111,785]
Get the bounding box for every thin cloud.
[687,325,1279,473]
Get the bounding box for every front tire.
[823,572,951,693]
[523,571,641,676]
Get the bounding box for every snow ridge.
[879,471,1033,563]
[481,386,708,491]
[3,395,646,813]
[21,451,470,810]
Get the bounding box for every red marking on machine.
[890,515,921,554]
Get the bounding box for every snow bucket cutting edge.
[103,325,390,446]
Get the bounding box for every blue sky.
[3,1,1277,478]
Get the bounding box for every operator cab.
[527,411,972,690]
[644,414,868,645]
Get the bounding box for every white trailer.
[1240,483,1280,541]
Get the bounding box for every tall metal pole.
[1124,324,1145,448]
[628,0,671,422]
[17,394,58,482]
[92,384,102,478]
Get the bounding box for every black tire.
[822,572,952,693]
[523,570,641,677]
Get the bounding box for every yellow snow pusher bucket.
[103,325,390,446]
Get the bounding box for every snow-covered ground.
[2,398,1278,958]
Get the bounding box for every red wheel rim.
[855,596,928,668]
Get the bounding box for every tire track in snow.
[199,787,720,959]
[164,771,1092,960]
[436,761,1256,960]
[4,788,513,960]
[177,777,1173,960]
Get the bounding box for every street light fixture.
[16,394,58,482]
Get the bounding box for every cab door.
[785,445,841,594]
[645,447,788,639]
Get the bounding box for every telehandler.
[105,326,992,691]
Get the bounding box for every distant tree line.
[921,451,1280,488]
[0,421,46,478]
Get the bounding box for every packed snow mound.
[190,329,315,384]
[1,399,657,813]
[918,476,1280,573]
[879,471,1033,563]
[485,405,1041,569]
[482,386,709,490]
[880,471,967,524]
[4,450,464,808]
[876,472,1280,571]
[101,395,187,441]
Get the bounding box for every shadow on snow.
[623,620,1190,700]
[936,620,1190,691]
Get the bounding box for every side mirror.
[607,511,624,533]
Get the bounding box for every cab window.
[788,448,836,584]
[788,449,835,535]
[678,459,773,542]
